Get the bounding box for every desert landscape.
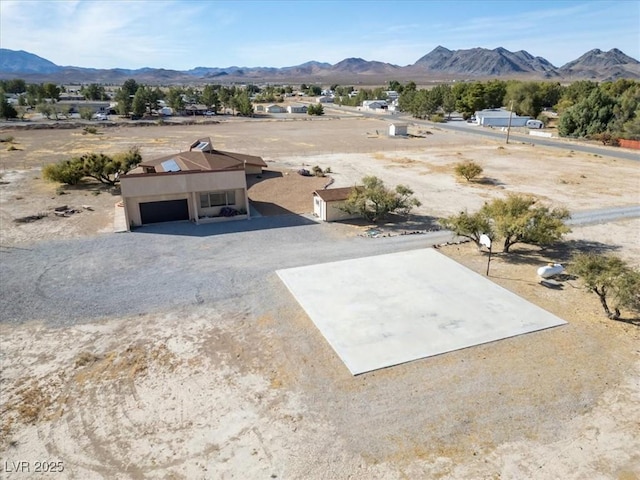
[1,114,639,479]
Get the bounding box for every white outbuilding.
[388,122,408,136]
[312,187,359,222]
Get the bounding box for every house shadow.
[132,203,318,238]
[246,170,284,188]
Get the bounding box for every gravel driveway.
[0,215,455,326]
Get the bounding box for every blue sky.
[1,0,638,70]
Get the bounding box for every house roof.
[313,187,355,202]
[129,137,267,174]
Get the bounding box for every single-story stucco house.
[287,104,307,114]
[120,137,267,229]
[473,108,530,127]
[265,104,286,113]
[312,187,360,222]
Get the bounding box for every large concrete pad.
[277,249,566,375]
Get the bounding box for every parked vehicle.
[526,119,544,129]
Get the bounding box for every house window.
[200,191,236,208]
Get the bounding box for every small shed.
[313,187,359,222]
[389,122,408,136]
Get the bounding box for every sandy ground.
[1,117,639,479]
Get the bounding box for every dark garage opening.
[140,199,189,225]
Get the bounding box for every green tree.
[483,80,506,109]
[81,84,107,100]
[0,79,26,94]
[481,195,570,253]
[454,161,483,182]
[504,81,543,117]
[307,103,324,116]
[115,78,138,116]
[80,147,141,185]
[558,87,615,137]
[131,86,148,117]
[568,253,640,321]
[439,210,494,250]
[201,85,220,112]
[43,83,60,102]
[456,82,486,119]
[36,102,54,119]
[232,91,253,116]
[79,107,94,120]
[0,91,18,120]
[42,158,85,185]
[166,87,185,112]
[340,176,421,222]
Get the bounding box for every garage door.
[139,199,189,224]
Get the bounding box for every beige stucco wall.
[121,170,248,228]
[198,188,246,218]
[314,196,359,222]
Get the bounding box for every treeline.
[391,78,639,141]
[114,80,253,117]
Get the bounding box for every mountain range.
[1,46,638,84]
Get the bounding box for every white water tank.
[537,263,564,278]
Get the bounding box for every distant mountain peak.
[0,46,638,83]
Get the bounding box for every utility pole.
[506,100,514,144]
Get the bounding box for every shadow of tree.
[496,240,623,266]
[335,213,443,234]
[476,177,505,187]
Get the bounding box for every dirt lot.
[1,117,639,479]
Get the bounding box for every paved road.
[325,105,640,162]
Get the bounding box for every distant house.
[254,104,265,113]
[312,187,360,222]
[388,122,408,136]
[120,137,267,229]
[57,100,112,114]
[265,104,286,113]
[287,104,307,114]
[362,100,388,111]
[474,108,530,127]
[317,96,334,103]
[385,90,399,101]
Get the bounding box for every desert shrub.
[0,135,14,143]
[43,159,85,185]
[429,113,445,123]
[6,145,17,151]
[312,165,325,177]
[324,166,332,174]
[79,107,94,120]
[454,161,483,182]
[83,126,98,135]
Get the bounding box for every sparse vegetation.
[440,210,493,250]
[43,147,141,186]
[568,253,640,321]
[307,103,325,116]
[312,165,325,177]
[481,195,570,253]
[43,159,85,185]
[454,160,483,182]
[83,126,99,135]
[0,135,15,143]
[340,175,421,222]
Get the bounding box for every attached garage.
[139,199,189,225]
